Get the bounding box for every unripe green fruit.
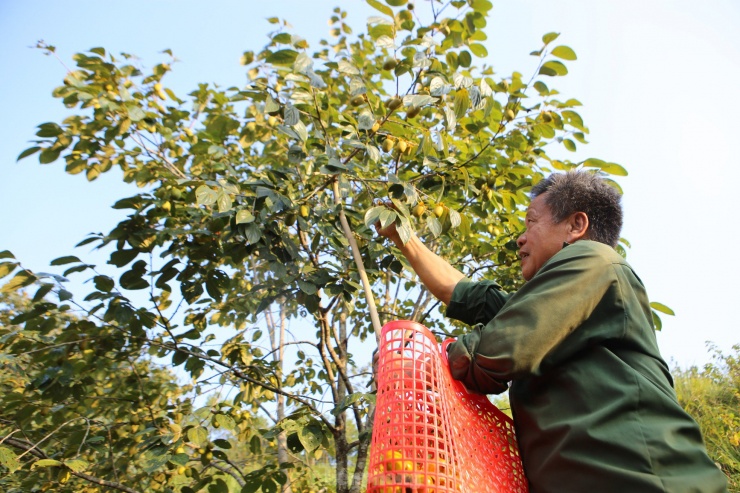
[406,106,421,118]
[350,95,365,107]
[433,205,444,217]
[382,138,395,153]
[382,59,398,71]
[299,205,310,218]
[386,97,403,110]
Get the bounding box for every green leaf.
[453,89,470,120]
[214,414,236,431]
[245,223,261,245]
[458,50,472,68]
[36,122,63,138]
[1,270,37,293]
[109,249,138,267]
[298,424,323,452]
[583,158,628,176]
[367,0,393,16]
[169,453,189,466]
[236,209,255,224]
[364,206,386,228]
[51,255,82,266]
[0,251,15,260]
[31,459,63,469]
[213,439,232,449]
[266,49,299,66]
[127,106,145,122]
[448,209,461,228]
[63,459,89,473]
[188,426,208,446]
[396,222,411,245]
[652,311,662,331]
[551,45,577,60]
[542,32,560,45]
[379,209,397,229]
[17,146,41,161]
[39,147,61,164]
[533,81,549,95]
[58,289,73,301]
[0,262,18,280]
[196,185,218,206]
[283,103,300,126]
[538,60,568,76]
[32,283,54,302]
[469,43,488,58]
[262,479,278,493]
[217,191,233,213]
[0,446,20,473]
[562,110,586,131]
[94,275,115,292]
[120,261,149,290]
[563,139,576,152]
[650,302,675,316]
[385,0,406,5]
[600,162,628,176]
[141,449,170,474]
[265,94,280,114]
[297,280,318,295]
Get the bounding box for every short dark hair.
[530,171,623,247]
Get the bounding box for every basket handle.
[440,338,455,365]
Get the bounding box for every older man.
[377,171,727,492]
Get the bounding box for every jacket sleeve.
[446,279,511,327]
[447,243,623,394]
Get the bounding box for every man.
[377,171,727,492]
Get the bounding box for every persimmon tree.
[1,1,650,492]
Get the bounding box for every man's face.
[517,193,573,281]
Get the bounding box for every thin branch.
[204,461,246,487]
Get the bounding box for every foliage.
[0,289,292,493]
[3,1,638,492]
[674,345,740,491]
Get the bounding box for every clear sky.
[1,0,738,368]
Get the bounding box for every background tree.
[673,346,739,491]
[1,1,659,492]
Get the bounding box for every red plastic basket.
[367,320,528,493]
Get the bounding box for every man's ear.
[567,212,589,242]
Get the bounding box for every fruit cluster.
[368,448,460,493]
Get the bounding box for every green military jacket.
[446,240,727,493]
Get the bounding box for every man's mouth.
[520,252,529,260]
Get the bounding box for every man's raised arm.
[376,224,464,305]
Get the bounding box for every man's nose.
[516,232,526,248]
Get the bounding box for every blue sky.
[1,0,738,368]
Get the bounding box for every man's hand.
[374,220,404,247]
[369,203,464,305]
